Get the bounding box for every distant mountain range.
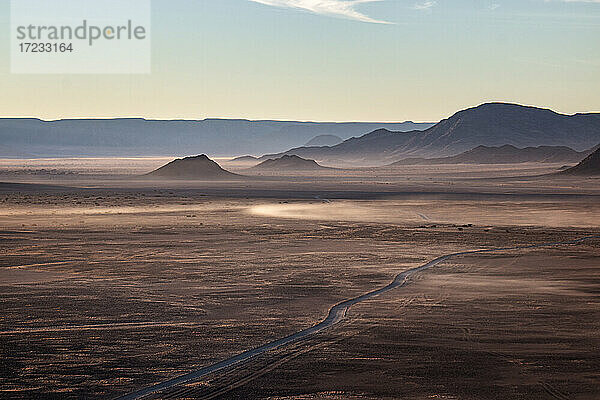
[260,103,600,165]
[5,103,599,165]
[389,144,597,166]
[0,118,433,158]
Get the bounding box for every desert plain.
[0,159,599,399]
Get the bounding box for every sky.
[0,0,599,122]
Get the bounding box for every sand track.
[114,235,599,400]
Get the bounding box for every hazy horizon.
[0,100,598,123]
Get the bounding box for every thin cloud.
[413,1,437,10]
[249,0,392,24]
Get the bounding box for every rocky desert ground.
[0,158,599,399]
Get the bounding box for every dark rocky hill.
[250,155,329,171]
[560,146,600,175]
[147,155,241,180]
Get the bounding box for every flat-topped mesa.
[146,154,241,180]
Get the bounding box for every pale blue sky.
[0,0,599,121]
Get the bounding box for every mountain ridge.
[259,103,600,165]
[388,144,595,166]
